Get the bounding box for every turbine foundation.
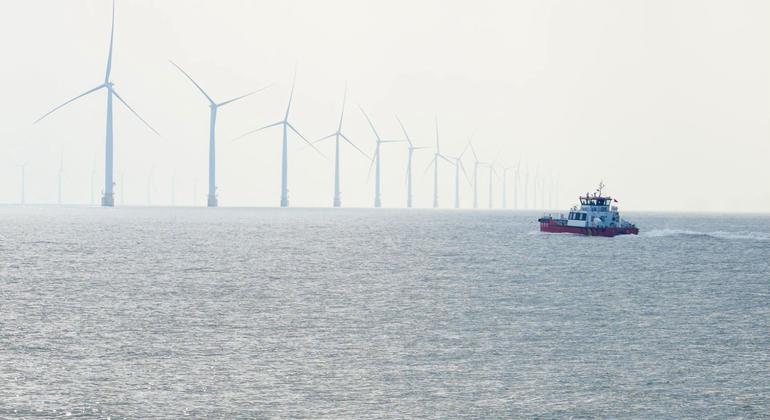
[207,195,218,207]
[101,193,114,207]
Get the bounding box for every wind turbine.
[314,83,367,207]
[169,60,268,207]
[396,116,427,209]
[57,152,64,205]
[235,68,321,207]
[502,164,514,209]
[468,142,488,209]
[488,161,500,209]
[425,117,453,208]
[360,107,401,208]
[446,145,471,209]
[34,0,159,207]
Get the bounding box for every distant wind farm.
[28,0,559,210]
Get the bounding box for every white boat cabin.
[566,195,622,228]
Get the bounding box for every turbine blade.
[340,133,369,159]
[423,156,436,175]
[217,84,271,107]
[365,152,376,183]
[337,82,347,132]
[288,122,325,158]
[284,65,297,120]
[459,142,470,159]
[313,132,337,144]
[104,0,115,83]
[395,115,412,147]
[358,106,381,142]
[232,121,282,142]
[439,154,453,164]
[112,89,160,136]
[460,161,471,184]
[469,141,479,161]
[34,84,105,124]
[169,60,214,104]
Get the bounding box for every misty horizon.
[1,0,768,212]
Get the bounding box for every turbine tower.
[468,142,488,209]
[360,107,400,208]
[169,60,268,207]
[513,160,520,209]
[34,0,159,207]
[235,68,321,207]
[396,116,427,208]
[502,165,514,209]
[488,162,500,209]
[447,145,470,209]
[425,117,453,208]
[314,83,367,207]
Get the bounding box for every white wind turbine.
[468,142,488,209]
[395,116,428,208]
[34,0,159,207]
[446,145,471,209]
[314,83,368,207]
[488,161,501,209]
[169,60,269,207]
[235,68,322,207]
[523,164,529,209]
[501,164,514,209]
[360,107,401,208]
[425,117,453,208]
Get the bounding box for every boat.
[537,182,639,237]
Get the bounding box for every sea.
[1,206,768,418]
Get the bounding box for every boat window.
[581,213,587,221]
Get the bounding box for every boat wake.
[643,229,770,242]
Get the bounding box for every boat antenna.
[596,181,605,196]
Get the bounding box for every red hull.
[538,219,639,237]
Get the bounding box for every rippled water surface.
[1,207,769,418]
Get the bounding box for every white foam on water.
[643,229,770,241]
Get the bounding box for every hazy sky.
[1,0,768,212]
